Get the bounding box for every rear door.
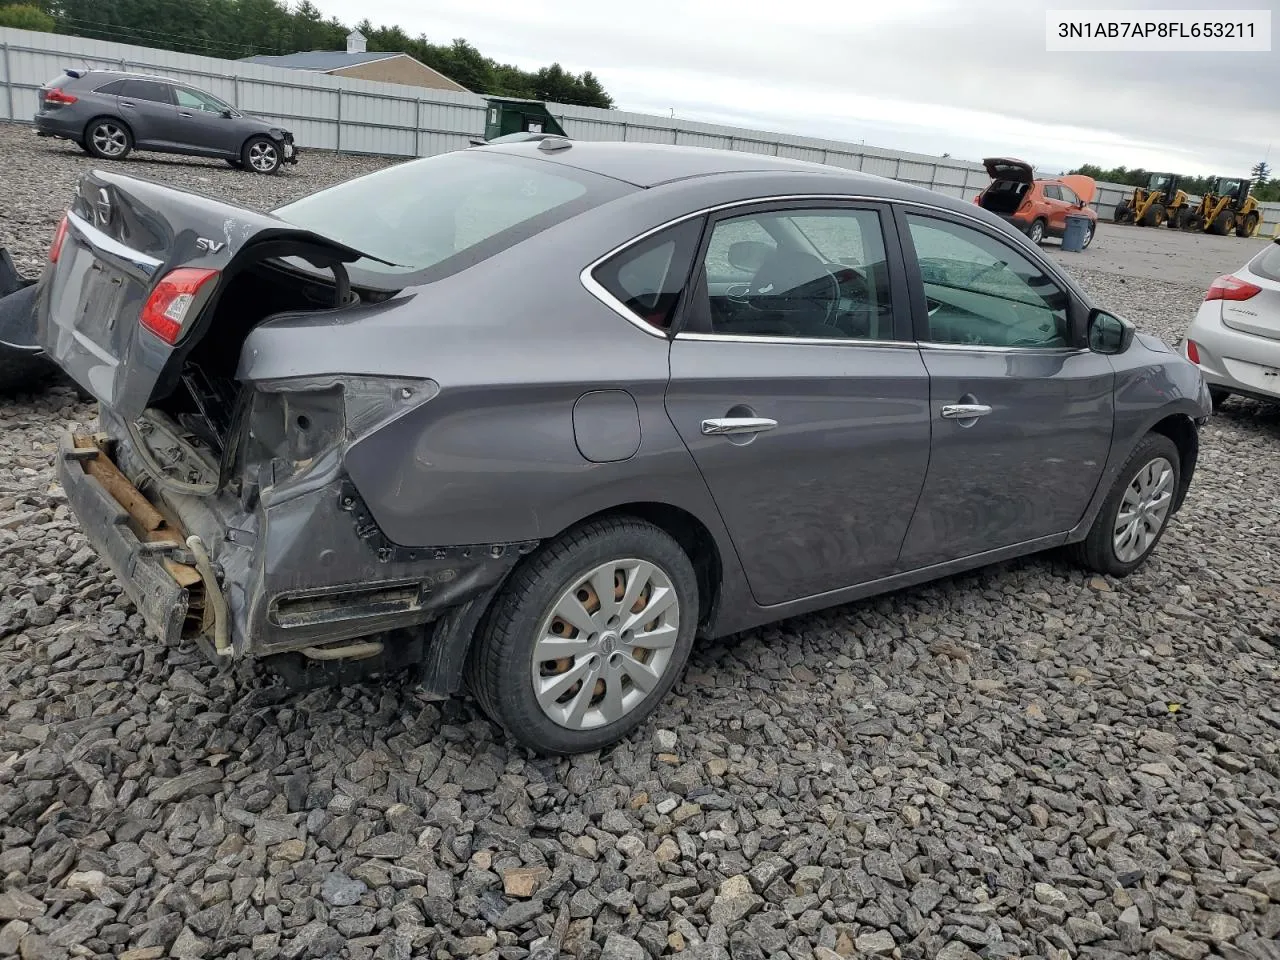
[664,200,932,606]
[1040,184,1070,234]
[115,79,179,148]
[894,207,1114,568]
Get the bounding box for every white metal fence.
[2,26,1277,235]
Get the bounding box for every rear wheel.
[1184,215,1205,233]
[1236,212,1259,238]
[1113,204,1132,224]
[1071,433,1181,577]
[1027,218,1046,244]
[466,517,699,755]
[1209,387,1231,410]
[242,136,282,174]
[83,117,133,160]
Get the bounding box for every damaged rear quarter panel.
[235,188,741,557]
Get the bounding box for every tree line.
[1068,161,1280,202]
[0,0,615,108]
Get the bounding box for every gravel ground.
[1,122,1279,960]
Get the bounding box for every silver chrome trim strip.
[918,342,1089,356]
[67,208,164,275]
[675,332,913,348]
[579,192,1084,344]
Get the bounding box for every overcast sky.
[317,0,1275,177]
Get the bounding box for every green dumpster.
[483,98,567,141]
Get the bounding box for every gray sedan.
[34,68,298,173]
[35,138,1211,754]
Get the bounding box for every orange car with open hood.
[974,157,1098,248]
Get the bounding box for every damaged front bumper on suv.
[55,400,537,690]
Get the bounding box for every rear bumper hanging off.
[57,427,537,692]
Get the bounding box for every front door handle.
[940,403,993,420]
[702,417,778,436]
[178,111,193,118]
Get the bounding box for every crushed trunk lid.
[983,157,1034,183]
[36,170,393,421]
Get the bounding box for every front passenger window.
[905,214,1071,348]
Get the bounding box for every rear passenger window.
[1249,242,1280,282]
[119,80,172,103]
[1043,184,1063,201]
[692,207,894,341]
[592,219,702,331]
[94,80,127,95]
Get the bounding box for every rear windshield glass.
[1249,241,1280,282]
[273,150,631,282]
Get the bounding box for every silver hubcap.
[1083,224,1093,246]
[1030,223,1043,242]
[532,559,680,730]
[248,142,278,172]
[92,123,127,157]
[1113,457,1174,563]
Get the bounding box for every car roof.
[77,69,184,86]
[476,139,980,215]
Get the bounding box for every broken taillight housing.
[139,267,219,344]
[48,214,68,264]
[1204,274,1261,302]
[240,376,439,489]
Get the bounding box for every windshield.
[273,150,630,280]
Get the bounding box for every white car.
[1182,239,1280,407]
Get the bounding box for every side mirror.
[221,109,235,119]
[726,240,771,275]
[1088,309,1135,354]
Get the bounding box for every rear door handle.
[702,417,778,436]
[120,102,135,108]
[941,403,992,420]
[178,112,193,118]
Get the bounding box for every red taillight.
[43,88,78,105]
[1204,274,1261,302]
[48,214,68,264]
[1185,339,1200,364]
[139,268,219,345]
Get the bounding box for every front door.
[665,201,932,606]
[894,209,1114,569]
[173,86,235,156]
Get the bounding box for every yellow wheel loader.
[1184,177,1261,237]
[1112,173,1191,227]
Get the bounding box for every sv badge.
[195,237,226,254]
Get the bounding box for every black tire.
[241,136,282,174]
[1070,433,1181,577]
[1236,213,1259,238]
[1209,387,1231,410]
[466,517,699,755]
[0,345,57,396]
[1027,218,1047,244]
[83,117,133,161]
[1209,211,1232,236]
[1140,204,1164,227]
[1081,219,1095,249]
[1112,204,1131,224]
[1184,216,1205,233]
[1168,209,1187,230]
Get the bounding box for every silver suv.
[33,68,299,174]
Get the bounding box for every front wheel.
[1027,219,1046,244]
[1236,212,1259,238]
[1081,220,1095,249]
[467,517,699,755]
[1071,433,1181,577]
[242,136,282,174]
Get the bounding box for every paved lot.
[0,125,1278,960]
[1048,222,1271,290]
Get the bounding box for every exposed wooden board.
[73,435,165,532]
[163,559,202,588]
